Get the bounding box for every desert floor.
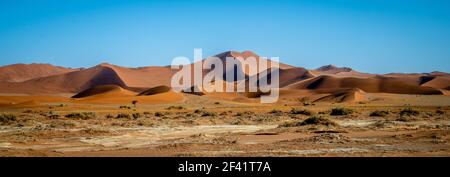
[0,93,449,157]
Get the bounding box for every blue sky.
[0,0,449,73]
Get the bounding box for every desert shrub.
[116,113,130,119]
[166,105,184,110]
[119,105,131,109]
[105,114,114,119]
[399,108,419,117]
[436,110,445,115]
[132,113,141,119]
[330,108,353,116]
[0,114,17,124]
[65,112,96,119]
[396,116,416,122]
[194,109,203,114]
[370,110,389,117]
[201,111,217,117]
[219,112,228,116]
[300,116,338,126]
[48,114,60,119]
[65,113,81,118]
[214,102,220,105]
[279,116,337,127]
[143,112,151,115]
[154,112,164,117]
[269,109,283,114]
[290,108,313,116]
[235,112,243,116]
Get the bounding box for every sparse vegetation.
[279,116,337,127]
[300,116,338,126]
[132,113,141,119]
[105,114,114,119]
[436,110,445,115]
[194,109,202,114]
[119,105,131,109]
[166,105,184,110]
[65,112,96,120]
[399,107,419,117]
[289,108,313,116]
[269,109,283,114]
[132,100,138,108]
[201,111,217,117]
[116,113,130,119]
[370,110,389,117]
[330,108,353,116]
[214,102,220,105]
[48,114,60,119]
[154,112,164,117]
[0,114,17,124]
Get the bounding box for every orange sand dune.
[138,85,172,96]
[72,85,137,98]
[419,76,450,90]
[287,75,443,95]
[313,64,374,78]
[0,63,79,82]
[314,88,367,103]
[71,84,183,104]
[0,64,176,94]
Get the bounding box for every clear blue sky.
[0,0,449,73]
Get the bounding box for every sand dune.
[419,76,450,90]
[138,85,171,96]
[0,51,448,105]
[314,88,367,103]
[0,63,79,82]
[314,64,374,78]
[72,85,137,98]
[288,75,444,95]
[0,63,177,94]
[72,84,183,104]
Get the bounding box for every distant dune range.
[0,51,449,104]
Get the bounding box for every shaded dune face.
[138,85,171,96]
[71,85,127,98]
[291,75,443,95]
[419,76,450,90]
[314,88,367,103]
